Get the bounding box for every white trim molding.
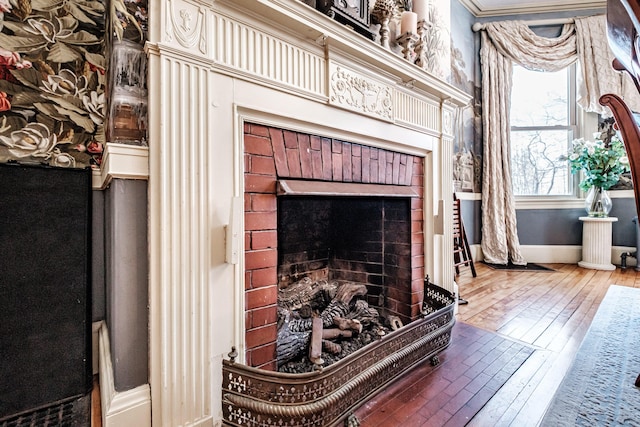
[460,0,605,17]
[92,143,149,190]
[98,321,152,427]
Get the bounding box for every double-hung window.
[510,64,576,196]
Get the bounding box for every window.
[510,65,576,196]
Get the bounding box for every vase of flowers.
[569,127,629,217]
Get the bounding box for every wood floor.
[92,262,640,426]
[357,262,640,426]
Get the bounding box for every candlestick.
[413,0,429,22]
[400,11,418,35]
[396,32,418,61]
[415,19,428,69]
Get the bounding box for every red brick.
[310,135,321,150]
[411,278,423,294]
[352,153,362,182]
[411,197,424,210]
[412,231,425,244]
[411,209,423,220]
[245,231,251,249]
[244,122,251,134]
[245,270,251,290]
[245,323,277,348]
[245,248,277,270]
[405,155,415,185]
[352,144,361,157]
[378,152,386,183]
[249,124,270,137]
[250,305,278,327]
[311,150,323,179]
[249,343,277,367]
[362,147,371,183]
[245,285,277,310]
[411,220,423,233]
[244,193,251,211]
[393,153,401,184]
[412,266,424,280]
[270,127,289,176]
[251,230,277,249]
[286,148,302,178]
[283,130,299,149]
[412,254,425,268]
[412,243,424,256]
[322,138,333,180]
[245,174,276,193]
[250,155,276,175]
[251,194,277,212]
[298,134,313,178]
[245,134,273,156]
[245,211,277,231]
[251,267,277,288]
[342,142,352,182]
[332,139,342,153]
[332,152,343,181]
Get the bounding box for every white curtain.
[575,15,640,115]
[479,16,640,265]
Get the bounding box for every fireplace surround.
[146,0,471,424]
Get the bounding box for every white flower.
[0,122,58,159]
[52,150,76,168]
[41,69,88,97]
[82,91,105,125]
[619,156,629,165]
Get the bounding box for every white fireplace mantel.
[146,0,472,425]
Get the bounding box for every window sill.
[515,190,634,210]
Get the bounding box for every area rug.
[541,285,640,426]
[482,261,554,271]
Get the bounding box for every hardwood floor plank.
[361,263,640,427]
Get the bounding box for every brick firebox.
[244,122,426,369]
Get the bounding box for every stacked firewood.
[277,277,384,372]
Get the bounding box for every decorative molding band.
[92,143,149,190]
[394,87,440,133]
[98,322,152,427]
[460,0,605,17]
[328,63,393,121]
[212,12,326,99]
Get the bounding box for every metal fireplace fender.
[222,283,455,426]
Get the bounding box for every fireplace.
[221,123,455,426]
[147,1,471,423]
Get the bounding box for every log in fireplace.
[221,123,456,426]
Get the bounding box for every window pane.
[511,130,572,196]
[511,67,568,127]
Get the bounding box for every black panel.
[0,163,92,421]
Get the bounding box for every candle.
[413,0,429,22]
[400,11,418,35]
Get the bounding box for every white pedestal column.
[578,216,618,271]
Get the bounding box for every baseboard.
[494,245,638,267]
[98,322,152,427]
[519,245,582,264]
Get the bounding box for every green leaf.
[11,91,44,108]
[52,104,95,132]
[30,0,64,12]
[63,30,101,45]
[65,2,96,25]
[0,33,46,52]
[46,43,83,63]
[34,102,70,121]
[10,68,44,91]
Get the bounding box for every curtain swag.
[478,16,640,265]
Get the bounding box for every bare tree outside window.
[510,66,575,196]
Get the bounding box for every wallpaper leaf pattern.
[0,0,106,168]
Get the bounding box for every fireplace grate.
[0,394,90,427]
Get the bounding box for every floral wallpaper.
[0,0,148,169]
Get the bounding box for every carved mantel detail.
[166,0,207,54]
[329,64,393,121]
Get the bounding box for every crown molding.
[459,0,606,17]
